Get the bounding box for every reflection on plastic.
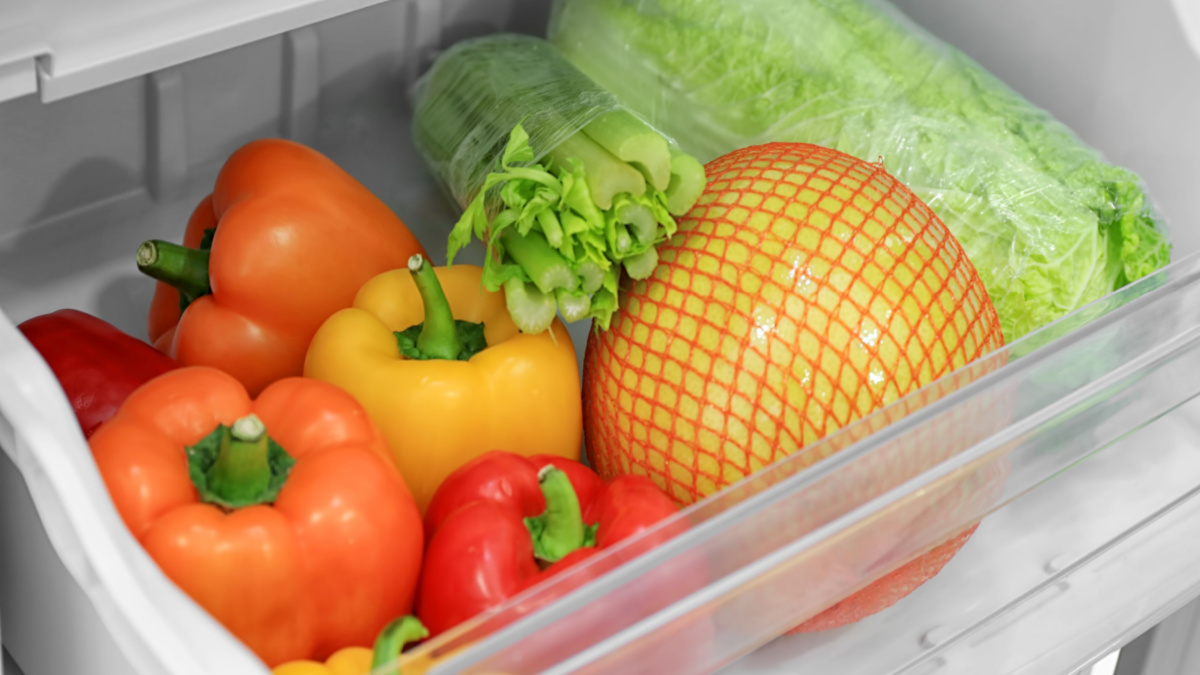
[382,355,1014,675]
[411,35,623,210]
[380,253,1199,674]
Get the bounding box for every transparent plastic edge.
[917,434,1200,673]
[541,272,1200,675]
[0,230,1190,675]
[386,251,1200,675]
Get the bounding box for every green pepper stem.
[370,615,430,673]
[136,240,211,303]
[408,254,462,361]
[205,414,272,506]
[525,466,587,563]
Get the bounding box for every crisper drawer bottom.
[722,395,1200,675]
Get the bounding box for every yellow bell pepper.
[272,617,424,675]
[273,647,371,675]
[305,255,582,512]
[272,616,508,675]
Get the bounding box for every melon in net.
[583,142,1007,630]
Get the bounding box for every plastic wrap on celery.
[413,34,695,334]
[414,35,621,210]
[549,0,1172,342]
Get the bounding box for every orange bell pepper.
[89,367,424,667]
[137,139,426,396]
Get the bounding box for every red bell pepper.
[416,451,680,638]
[18,309,180,437]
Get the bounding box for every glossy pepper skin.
[272,615,512,675]
[273,616,426,675]
[89,367,423,667]
[304,256,582,513]
[139,139,426,396]
[416,450,679,638]
[17,309,179,437]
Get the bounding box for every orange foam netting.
[584,142,1004,503]
[582,142,1009,631]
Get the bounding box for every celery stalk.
[577,260,606,294]
[555,289,593,322]
[537,209,566,249]
[589,264,623,332]
[500,229,578,293]
[582,111,672,191]
[623,247,660,280]
[547,133,646,210]
[504,278,559,334]
[617,200,657,245]
[666,149,707,216]
[610,223,634,258]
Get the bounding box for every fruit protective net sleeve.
[411,34,625,210]
[583,143,1006,503]
[581,142,1011,631]
[548,0,1172,342]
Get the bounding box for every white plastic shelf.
[0,0,398,103]
[721,395,1200,675]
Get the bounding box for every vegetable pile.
[549,0,1172,340]
[413,35,706,334]
[7,0,1180,670]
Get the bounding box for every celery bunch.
[413,35,705,334]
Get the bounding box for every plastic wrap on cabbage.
[548,0,1172,341]
[412,34,706,334]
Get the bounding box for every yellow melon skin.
[583,142,1006,630]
